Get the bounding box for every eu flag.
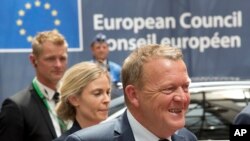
[0,0,82,52]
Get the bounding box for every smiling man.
[65,44,197,141]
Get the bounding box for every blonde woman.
[53,62,111,141]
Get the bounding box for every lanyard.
[32,78,67,131]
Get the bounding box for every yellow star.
[44,3,51,10]
[34,0,41,7]
[54,19,61,26]
[25,3,32,9]
[16,19,23,26]
[18,10,25,16]
[51,10,58,16]
[27,36,33,42]
[19,29,26,35]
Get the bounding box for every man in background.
[0,30,68,141]
[90,33,121,87]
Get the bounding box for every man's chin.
[51,76,62,83]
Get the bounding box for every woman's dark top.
[53,120,81,141]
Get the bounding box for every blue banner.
[0,0,82,52]
[81,0,250,81]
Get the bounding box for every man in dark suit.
[233,104,250,124]
[0,30,68,141]
[65,44,197,141]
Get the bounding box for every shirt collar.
[93,59,108,64]
[127,110,171,141]
[34,78,56,100]
[102,59,108,64]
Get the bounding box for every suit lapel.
[30,86,57,138]
[114,111,135,141]
[172,133,185,141]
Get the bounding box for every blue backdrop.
[1,0,250,104]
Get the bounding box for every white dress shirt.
[127,110,171,141]
[35,79,62,137]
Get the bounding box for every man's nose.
[173,88,187,102]
[55,59,63,67]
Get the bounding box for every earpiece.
[34,60,38,67]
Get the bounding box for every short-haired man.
[0,30,68,141]
[90,33,121,86]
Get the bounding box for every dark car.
[108,81,250,140]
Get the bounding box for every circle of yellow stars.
[16,0,61,42]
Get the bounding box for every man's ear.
[29,54,37,68]
[68,95,79,107]
[125,85,139,107]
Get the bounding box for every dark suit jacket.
[0,84,57,141]
[233,104,250,124]
[65,111,197,141]
[53,120,81,141]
